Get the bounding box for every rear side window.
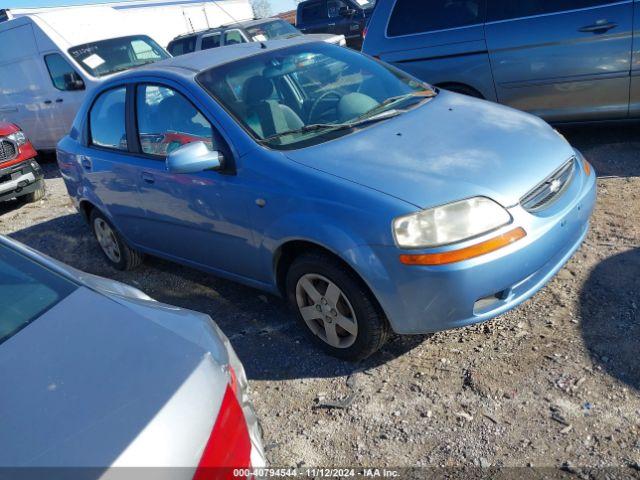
[168,36,197,56]
[487,0,613,22]
[300,0,325,22]
[201,34,221,50]
[328,0,348,18]
[44,54,85,91]
[90,87,127,150]
[388,0,486,37]
[0,243,77,345]
[136,85,214,157]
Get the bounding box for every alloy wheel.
[94,218,122,263]
[295,273,358,349]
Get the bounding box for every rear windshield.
[69,35,169,78]
[0,243,77,345]
[245,20,301,41]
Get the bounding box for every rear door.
[0,23,55,149]
[486,0,634,121]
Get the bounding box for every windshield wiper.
[260,109,402,144]
[358,90,437,120]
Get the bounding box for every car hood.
[285,91,576,209]
[0,287,229,467]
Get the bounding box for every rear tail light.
[193,367,251,480]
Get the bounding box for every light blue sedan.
[57,38,596,360]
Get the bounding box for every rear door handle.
[0,105,18,113]
[55,98,64,103]
[44,100,52,105]
[141,172,155,184]
[579,21,617,34]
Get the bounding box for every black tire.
[22,181,46,203]
[285,251,390,361]
[90,209,144,271]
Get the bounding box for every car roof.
[134,36,318,78]
[170,17,286,41]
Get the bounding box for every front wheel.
[286,252,390,361]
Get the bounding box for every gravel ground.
[0,123,638,473]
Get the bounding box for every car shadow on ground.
[558,122,640,178]
[579,247,639,391]
[8,213,428,381]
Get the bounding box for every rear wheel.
[90,209,144,271]
[286,252,390,361]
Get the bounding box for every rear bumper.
[0,159,44,202]
[362,161,597,334]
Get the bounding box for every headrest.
[243,76,274,104]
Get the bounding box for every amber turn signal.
[583,158,592,177]
[400,227,527,266]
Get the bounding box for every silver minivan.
[363,0,640,122]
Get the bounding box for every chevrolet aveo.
[57,38,596,361]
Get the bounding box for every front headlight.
[393,197,512,249]
[7,130,27,146]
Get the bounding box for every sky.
[4,0,297,15]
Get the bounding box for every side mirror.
[166,141,223,174]
[64,72,85,91]
[339,7,356,17]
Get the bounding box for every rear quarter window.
[168,36,197,56]
[387,0,486,37]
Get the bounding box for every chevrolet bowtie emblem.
[549,178,562,193]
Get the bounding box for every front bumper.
[364,161,597,334]
[0,159,44,202]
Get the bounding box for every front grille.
[521,158,576,212]
[0,139,17,163]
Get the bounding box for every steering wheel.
[308,90,343,124]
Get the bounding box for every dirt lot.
[1,123,639,473]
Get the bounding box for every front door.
[132,83,259,279]
[41,53,87,149]
[486,0,633,122]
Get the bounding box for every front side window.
[69,35,169,78]
[201,33,222,50]
[90,87,127,150]
[224,30,246,45]
[198,42,435,149]
[245,20,301,41]
[388,0,485,37]
[44,54,85,91]
[136,85,214,156]
[0,243,77,345]
[487,0,614,22]
[328,0,348,18]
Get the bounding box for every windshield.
[197,42,435,149]
[246,20,301,41]
[69,35,169,78]
[0,243,77,345]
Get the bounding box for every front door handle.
[44,100,53,105]
[141,172,155,184]
[579,21,617,34]
[81,157,92,170]
[55,98,64,103]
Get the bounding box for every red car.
[0,122,45,203]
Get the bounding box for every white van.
[0,7,169,151]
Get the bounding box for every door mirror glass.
[166,141,222,174]
[63,72,85,91]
